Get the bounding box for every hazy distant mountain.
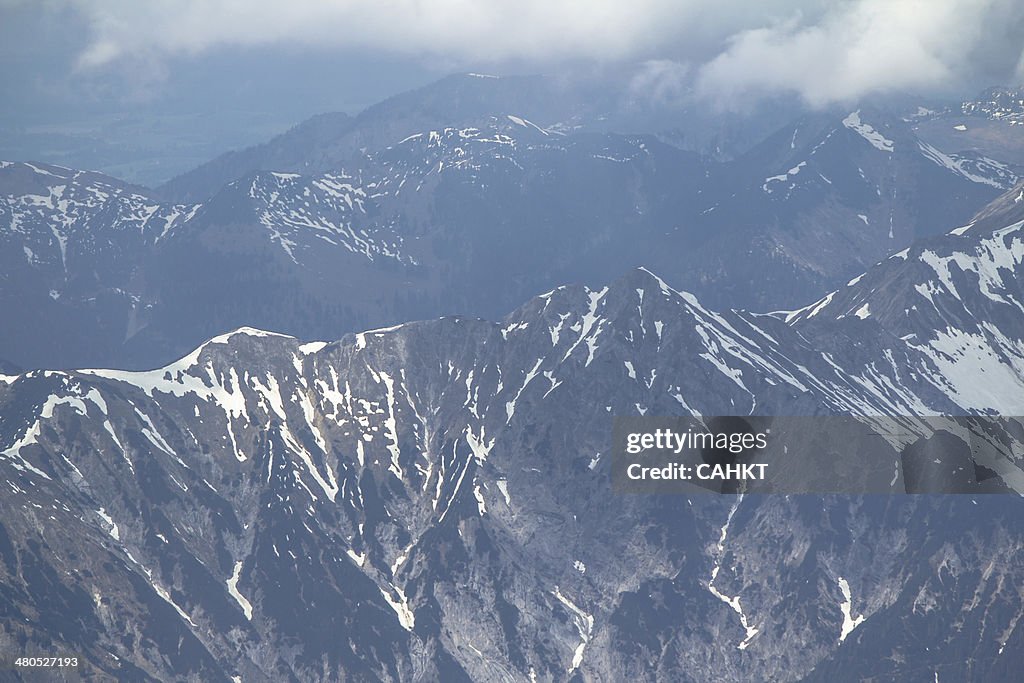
[2,93,1017,371]
[156,75,596,203]
[156,73,805,204]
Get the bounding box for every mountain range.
[2,73,1023,682]
[2,76,1021,371]
[2,175,1023,679]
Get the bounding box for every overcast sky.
[3,0,1024,120]
[12,1,1024,100]
[2,0,1023,185]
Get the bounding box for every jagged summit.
[2,217,1024,678]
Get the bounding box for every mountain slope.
[784,182,1024,413]
[4,101,1018,371]
[914,86,1024,165]
[0,161,198,369]
[2,207,1023,680]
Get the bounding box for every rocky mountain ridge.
[2,96,1016,370]
[2,200,1023,680]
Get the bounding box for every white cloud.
[66,0,705,66]
[49,0,1024,106]
[695,0,1024,107]
[49,0,823,67]
[629,60,694,107]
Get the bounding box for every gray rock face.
[1,207,1023,680]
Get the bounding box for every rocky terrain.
[2,184,1023,680]
[2,76,1019,371]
